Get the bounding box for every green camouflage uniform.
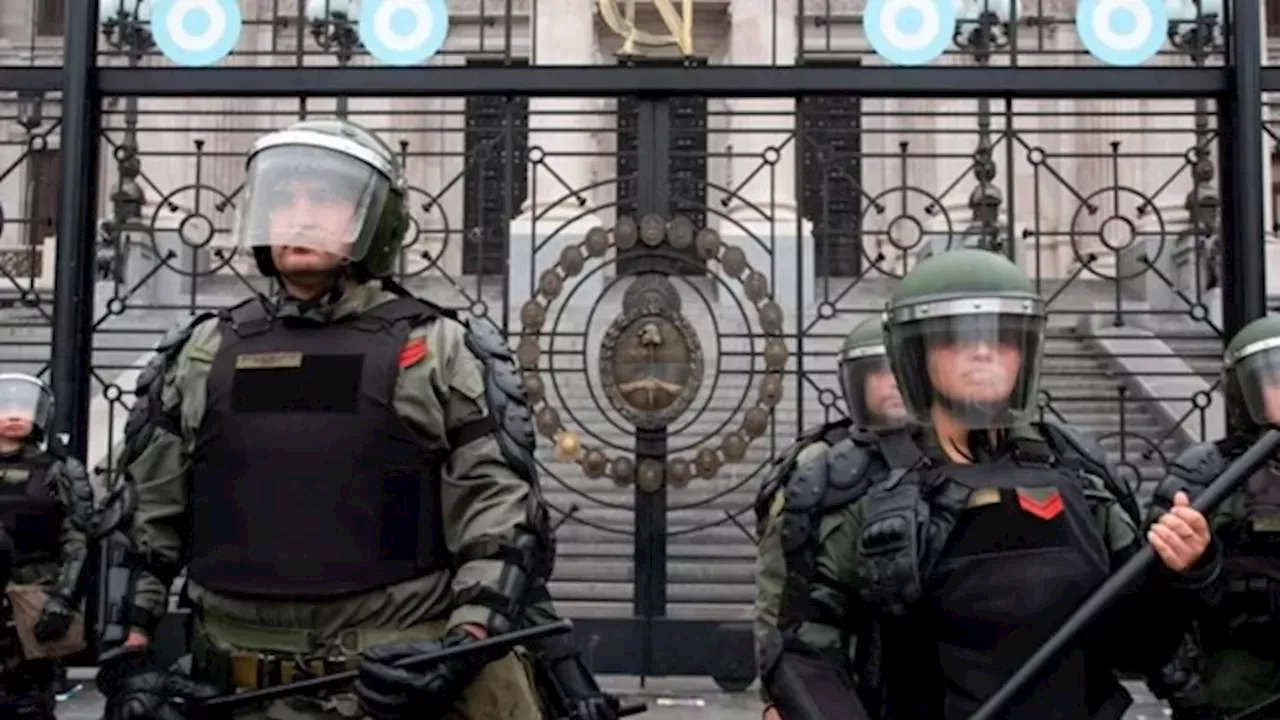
[118,281,548,720]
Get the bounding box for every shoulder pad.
[825,437,871,491]
[1037,421,1109,472]
[462,315,515,362]
[1169,441,1229,488]
[136,312,216,393]
[1152,441,1229,514]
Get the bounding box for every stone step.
[552,600,751,620]
[555,524,754,547]
[552,559,755,585]
[549,580,754,604]
[557,542,757,560]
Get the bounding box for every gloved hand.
[98,651,221,720]
[549,653,620,720]
[564,691,621,720]
[33,594,74,643]
[354,628,498,720]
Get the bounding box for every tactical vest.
[188,296,452,600]
[1215,464,1280,647]
[0,450,62,566]
[854,431,1121,719]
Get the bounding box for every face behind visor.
[0,373,53,442]
[838,317,907,430]
[1224,313,1280,429]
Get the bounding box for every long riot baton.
[970,428,1280,720]
[184,619,647,718]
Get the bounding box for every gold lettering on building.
[597,0,694,57]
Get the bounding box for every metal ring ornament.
[1075,0,1170,67]
[358,0,450,67]
[149,0,243,67]
[517,215,788,492]
[864,0,957,67]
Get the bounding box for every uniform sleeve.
[121,318,220,636]
[395,316,547,635]
[47,458,95,604]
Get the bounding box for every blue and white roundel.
[150,0,243,67]
[864,0,957,67]
[358,0,450,67]
[1076,0,1169,67]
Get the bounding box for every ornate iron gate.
[0,0,1273,685]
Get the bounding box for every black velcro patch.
[230,354,363,413]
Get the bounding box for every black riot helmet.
[1223,313,1280,431]
[234,118,410,280]
[884,249,1046,429]
[838,317,907,430]
[0,373,53,443]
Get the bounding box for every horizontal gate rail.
[5,65,1234,98]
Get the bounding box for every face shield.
[234,133,393,265]
[839,345,907,430]
[887,298,1046,429]
[1229,337,1280,427]
[0,374,52,436]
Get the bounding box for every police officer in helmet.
[0,374,95,719]
[758,249,1221,720]
[96,119,614,720]
[754,318,907,719]
[1148,313,1280,719]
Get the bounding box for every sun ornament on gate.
[516,213,790,492]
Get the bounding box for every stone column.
[719,0,811,322]
[508,0,603,331]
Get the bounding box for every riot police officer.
[96,119,615,720]
[757,249,1220,720]
[1148,313,1280,719]
[754,318,907,719]
[0,374,95,718]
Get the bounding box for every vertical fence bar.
[1219,1,1267,343]
[50,0,102,457]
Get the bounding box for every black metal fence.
[0,0,1273,682]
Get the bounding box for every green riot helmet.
[1223,313,1280,429]
[884,249,1046,428]
[838,317,907,429]
[234,118,410,280]
[0,373,53,442]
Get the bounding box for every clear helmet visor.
[234,143,390,264]
[1233,343,1280,427]
[0,374,52,434]
[838,351,908,430]
[887,311,1045,429]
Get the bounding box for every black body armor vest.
[0,450,62,566]
[861,437,1124,720]
[188,296,452,600]
[1214,464,1280,648]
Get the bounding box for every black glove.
[549,654,620,720]
[33,594,74,643]
[354,628,499,720]
[98,651,221,720]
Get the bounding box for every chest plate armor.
[0,451,61,565]
[859,441,1112,720]
[189,297,451,600]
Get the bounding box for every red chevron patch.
[399,337,428,368]
[1016,489,1064,521]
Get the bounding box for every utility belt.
[192,611,449,693]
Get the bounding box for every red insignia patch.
[1016,489,1064,521]
[399,338,428,368]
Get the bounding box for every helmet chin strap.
[935,392,1012,429]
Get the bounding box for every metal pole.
[1219,0,1266,342]
[51,0,102,458]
